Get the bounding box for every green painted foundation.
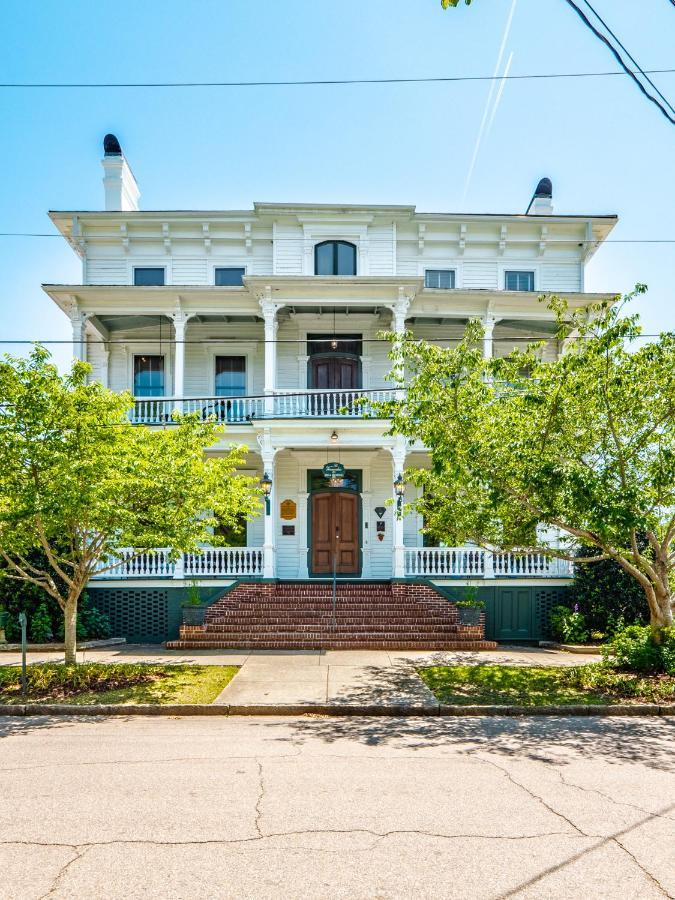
[88,582,569,645]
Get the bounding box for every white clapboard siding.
[273,225,304,275]
[540,263,582,292]
[275,453,301,578]
[172,258,208,284]
[368,225,395,275]
[463,261,498,289]
[85,258,128,284]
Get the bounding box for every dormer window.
[314,241,357,276]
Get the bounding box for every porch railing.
[92,547,264,579]
[130,389,398,424]
[404,548,573,578]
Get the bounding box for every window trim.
[213,265,247,287]
[314,240,358,276]
[132,266,167,287]
[424,268,456,290]
[504,269,537,292]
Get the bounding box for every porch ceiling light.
[330,430,339,443]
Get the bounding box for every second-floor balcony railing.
[130,388,399,424]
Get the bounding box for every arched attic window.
[314,240,357,276]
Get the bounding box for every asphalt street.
[1,714,674,899]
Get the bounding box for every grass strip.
[0,663,238,706]
[417,664,675,706]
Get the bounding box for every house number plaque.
[280,499,297,520]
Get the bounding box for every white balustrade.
[183,547,264,578]
[404,548,573,578]
[272,388,396,418]
[92,547,264,579]
[404,547,485,577]
[93,548,175,578]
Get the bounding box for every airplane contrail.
[461,0,518,202]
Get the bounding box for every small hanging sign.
[322,462,345,479]
[280,499,297,521]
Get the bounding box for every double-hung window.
[424,269,455,289]
[215,267,246,286]
[215,357,246,397]
[133,356,165,396]
[505,270,535,292]
[133,267,165,286]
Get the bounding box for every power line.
[580,0,675,117]
[563,0,675,125]
[0,335,670,346]
[0,68,673,89]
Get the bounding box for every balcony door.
[309,355,359,391]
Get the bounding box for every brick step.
[192,623,466,635]
[206,603,454,612]
[182,628,483,640]
[166,639,497,650]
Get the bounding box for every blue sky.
[1,0,673,368]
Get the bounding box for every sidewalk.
[0,645,602,711]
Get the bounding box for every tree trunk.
[648,579,673,641]
[63,596,78,665]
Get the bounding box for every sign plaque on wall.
[280,499,297,521]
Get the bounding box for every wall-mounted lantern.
[261,472,273,515]
[393,473,406,517]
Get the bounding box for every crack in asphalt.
[553,768,675,823]
[475,756,588,836]
[38,845,90,900]
[254,760,265,838]
[612,836,672,898]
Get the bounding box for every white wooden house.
[44,136,617,643]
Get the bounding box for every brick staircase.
[165,581,497,650]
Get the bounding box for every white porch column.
[390,437,407,578]
[482,315,498,359]
[172,308,192,407]
[71,310,87,362]
[259,293,279,416]
[258,430,278,579]
[390,291,410,400]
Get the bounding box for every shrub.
[30,603,53,643]
[568,542,648,635]
[549,604,589,644]
[602,625,675,674]
[80,601,111,640]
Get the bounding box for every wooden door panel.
[310,492,359,575]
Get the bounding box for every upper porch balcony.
[131,388,399,424]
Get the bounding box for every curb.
[1,703,674,718]
[0,638,127,653]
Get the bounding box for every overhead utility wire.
[0,68,673,89]
[0,335,669,345]
[580,0,675,117]
[563,0,675,125]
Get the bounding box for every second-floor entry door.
[307,334,362,391]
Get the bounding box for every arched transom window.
[314,240,357,276]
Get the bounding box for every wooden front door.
[309,356,360,390]
[310,491,360,575]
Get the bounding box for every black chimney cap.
[103,134,122,156]
[534,177,552,198]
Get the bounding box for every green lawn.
[417,664,675,706]
[0,663,238,706]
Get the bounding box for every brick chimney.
[101,134,140,211]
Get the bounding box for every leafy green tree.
[0,347,260,663]
[384,287,675,636]
[30,603,53,643]
[441,0,472,6]
[568,541,648,634]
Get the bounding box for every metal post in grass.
[18,612,27,698]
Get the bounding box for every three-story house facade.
[44,136,618,644]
